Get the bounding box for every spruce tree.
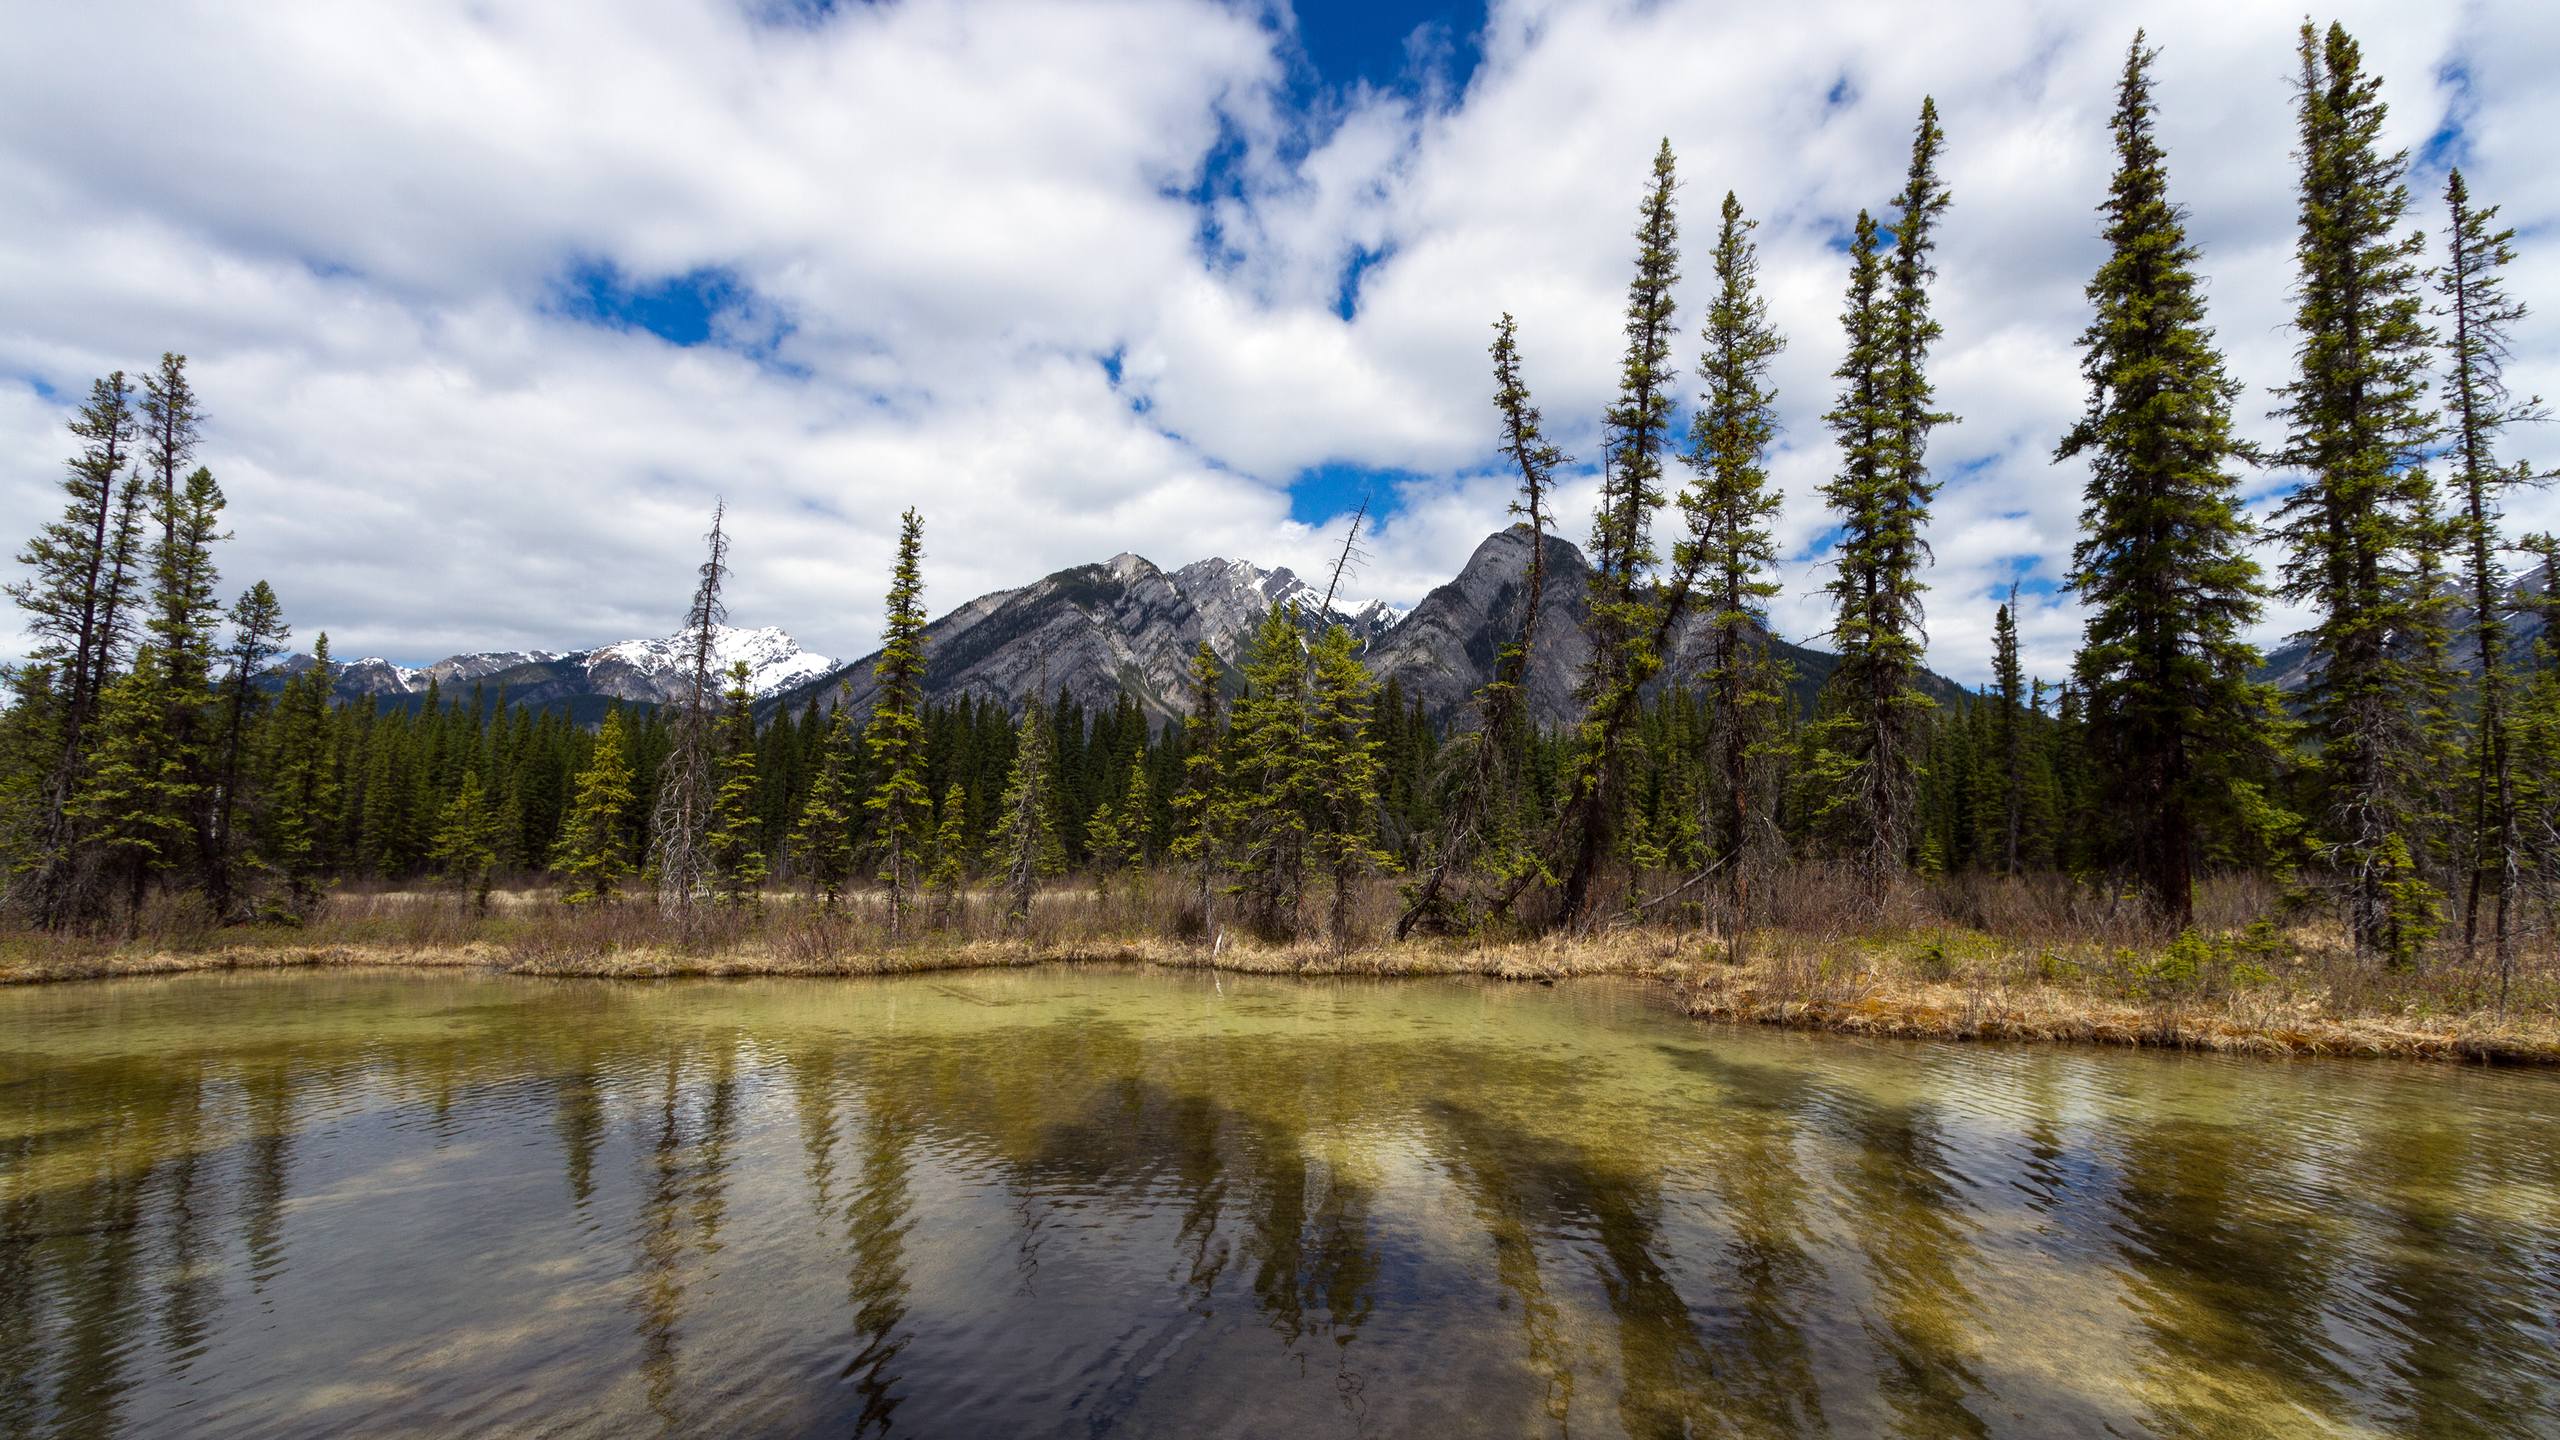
[139,353,201,561]
[1988,590,2025,875]
[1684,190,1790,944]
[146,464,227,891]
[1225,606,1313,937]
[554,709,638,905]
[260,636,336,914]
[1167,640,1225,922]
[2437,166,2543,975]
[208,580,289,917]
[1397,315,1564,939]
[1561,139,1684,925]
[2272,22,2444,963]
[1808,209,1915,871]
[430,768,503,913]
[2059,35,2287,925]
[68,647,193,933]
[704,662,768,911]
[994,695,1064,924]
[1086,759,1148,901]
[7,371,138,923]
[866,509,931,937]
[927,781,971,927]
[790,693,858,912]
[1307,625,1393,952]
[1885,99,1956,514]
[1816,101,1955,884]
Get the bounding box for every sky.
[4,0,2557,686]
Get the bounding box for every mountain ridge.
[268,623,832,717]
[273,529,1966,724]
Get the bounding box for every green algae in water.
[2,968,2556,1438]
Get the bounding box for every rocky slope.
[2256,565,2551,693]
[777,554,1404,726]
[1360,524,1963,724]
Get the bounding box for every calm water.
[3,970,2556,1439]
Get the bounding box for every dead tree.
[649,502,728,925]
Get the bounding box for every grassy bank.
[6,880,2555,1065]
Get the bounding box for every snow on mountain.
[1331,597,1410,630]
[270,624,831,708]
[591,625,833,696]
[1168,557,1408,649]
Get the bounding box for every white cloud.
[2,0,2553,687]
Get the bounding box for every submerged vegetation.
[4,25,2557,1063]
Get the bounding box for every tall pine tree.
[1815,100,1954,883]
[1168,640,1225,923]
[2437,165,2543,975]
[1398,315,1563,939]
[208,580,289,917]
[2058,34,2286,925]
[7,371,139,924]
[867,509,932,938]
[1684,190,1790,944]
[2272,22,2444,962]
[1307,625,1392,953]
[1225,607,1312,937]
[1560,139,1684,926]
[1810,209,1912,872]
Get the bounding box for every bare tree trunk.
[650,503,728,928]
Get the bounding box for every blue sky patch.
[2421,58,2473,174]
[1290,460,1413,526]
[1335,242,1394,320]
[1292,0,1484,98]
[553,259,743,348]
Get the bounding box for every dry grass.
[5,870,2556,1066]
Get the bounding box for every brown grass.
[5,871,2555,1066]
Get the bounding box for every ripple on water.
[1,968,2555,1439]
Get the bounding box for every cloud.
[2,0,2553,689]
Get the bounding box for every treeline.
[3,25,2552,986]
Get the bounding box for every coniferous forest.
[5,25,2556,1045]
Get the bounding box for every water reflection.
[2,969,2556,1439]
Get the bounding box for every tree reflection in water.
[1,969,2555,1439]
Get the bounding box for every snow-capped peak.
[591,624,833,697]
[1329,597,1410,629]
[344,657,427,689]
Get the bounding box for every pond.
[2,967,2554,1438]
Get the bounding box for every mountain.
[2254,565,2551,693]
[278,529,1967,727]
[775,525,1963,727]
[775,553,1407,727]
[1358,524,1965,723]
[270,624,831,717]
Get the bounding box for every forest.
[3,25,2553,1037]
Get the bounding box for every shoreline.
[8,933,2554,1068]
